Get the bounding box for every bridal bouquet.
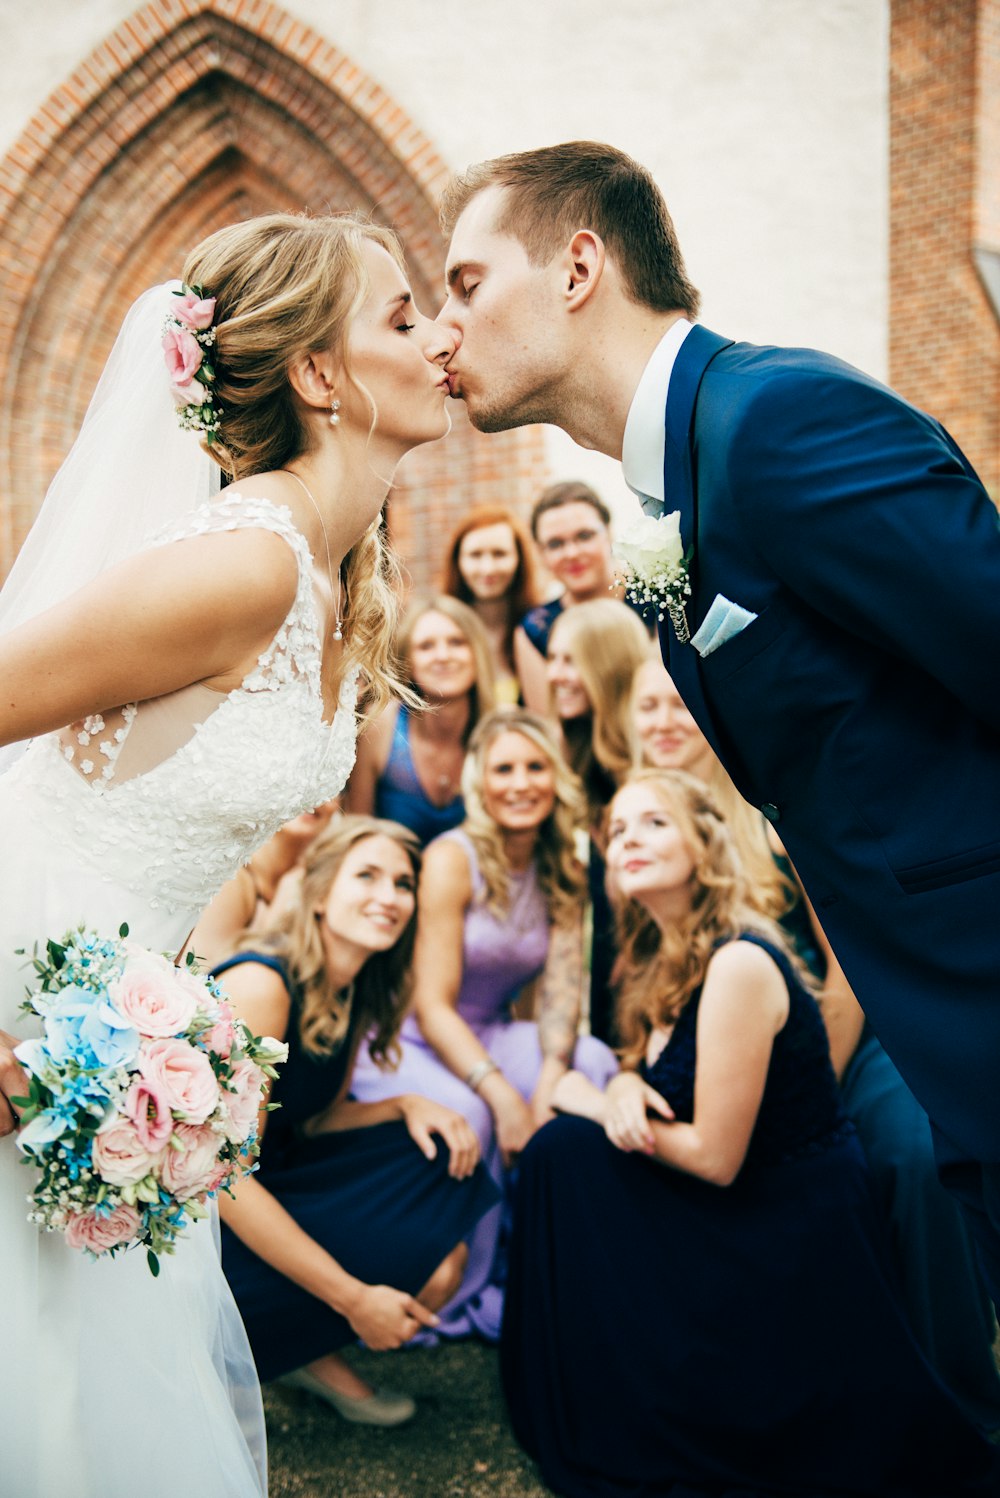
[12,924,287,1274]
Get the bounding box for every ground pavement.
[266,1340,550,1498]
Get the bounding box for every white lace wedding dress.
[0,496,359,1498]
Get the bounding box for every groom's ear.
[562,230,605,313]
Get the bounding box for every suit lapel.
[657,325,734,763]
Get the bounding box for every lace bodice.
[9,496,358,919]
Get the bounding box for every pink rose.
[173,292,216,330]
[170,379,207,408]
[162,326,202,384]
[201,1016,236,1060]
[92,1117,162,1186]
[160,1123,223,1200]
[139,1037,219,1124]
[109,952,197,1038]
[65,1203,141,1255]
[220,1057,266,1144]
[124,1075,175,1152]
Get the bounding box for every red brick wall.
[0,0,549,584]
[890,0,1000,494]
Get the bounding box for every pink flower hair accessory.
[162,281,222,446]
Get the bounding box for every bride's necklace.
[279,469,344,641]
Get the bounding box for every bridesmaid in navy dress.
[345,593,496,845]
[216,815,497,1424]
[501,770,1000,1496]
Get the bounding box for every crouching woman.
[216,816,498,1424]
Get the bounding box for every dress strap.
[436,825,485,900]
[211,949,292,994]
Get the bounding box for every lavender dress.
[349,827,618,1339]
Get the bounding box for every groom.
[436,141,1000,1299]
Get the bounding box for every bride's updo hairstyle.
[610,769,808,1067]
[182,212,410,713]
[242,813,421,1063]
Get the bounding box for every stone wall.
[0,0,891,577]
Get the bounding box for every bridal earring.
[329,396,341,427]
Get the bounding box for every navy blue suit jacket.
[658,325,1000,1163]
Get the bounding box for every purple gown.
[349,827,618,1339]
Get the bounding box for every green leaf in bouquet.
[46,939,66,969]
[119,922,130,939]
[147,1249,160,1277]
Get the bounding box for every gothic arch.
[0,0,547,579]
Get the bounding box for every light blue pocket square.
[690,594,758,658]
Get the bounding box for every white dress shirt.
[621,318,694,512]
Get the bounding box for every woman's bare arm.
[341,705,396,816]
[216,961,437,1346]
[412,838,536,1165]
[531,913,586,1119]
[644,941,788,1185]
[512,627,550,715]
[769,833,864,1081]
[187,870,257,971]
[0,527,298,748]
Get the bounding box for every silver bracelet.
[466,1058,500,1093]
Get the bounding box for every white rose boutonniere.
[612,511,692,644]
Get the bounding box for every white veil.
[0,282,221,768]
[0,282,220,635]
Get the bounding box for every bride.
[0,213,455,1497]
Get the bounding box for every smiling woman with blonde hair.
[215,815,497,1423]
[345,593,496,844]
[350,707,617,1340]
[500,768,1000,1498]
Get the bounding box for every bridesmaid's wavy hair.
[396,593,497,734]
[548,599,651,822]
[628,652,797,923]
[610,770,807,1069]
[242,815,421,1063]
[460,707,587,930]
[182,213,411,716]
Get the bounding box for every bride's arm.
[218,961,438,1350]
[0,526,298,748]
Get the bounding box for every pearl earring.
[329,397,341,427]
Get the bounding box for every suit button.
[761,802,781,823]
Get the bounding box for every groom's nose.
[435,295,463,345]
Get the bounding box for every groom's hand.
[0,1031,27,1137]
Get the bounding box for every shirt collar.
[622,318,694,506]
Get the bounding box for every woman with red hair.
[440,505,538,705]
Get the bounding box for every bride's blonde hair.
[240,814,421,1063]
[183,212,411,715]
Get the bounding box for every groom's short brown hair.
[440,141,700,318]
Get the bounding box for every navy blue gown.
[500,935,1000,1497]
[216,953,498,1382]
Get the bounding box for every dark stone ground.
[265,1341,550,1498]
[266,1333,1000,1497]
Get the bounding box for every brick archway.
[0,0,548,581]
